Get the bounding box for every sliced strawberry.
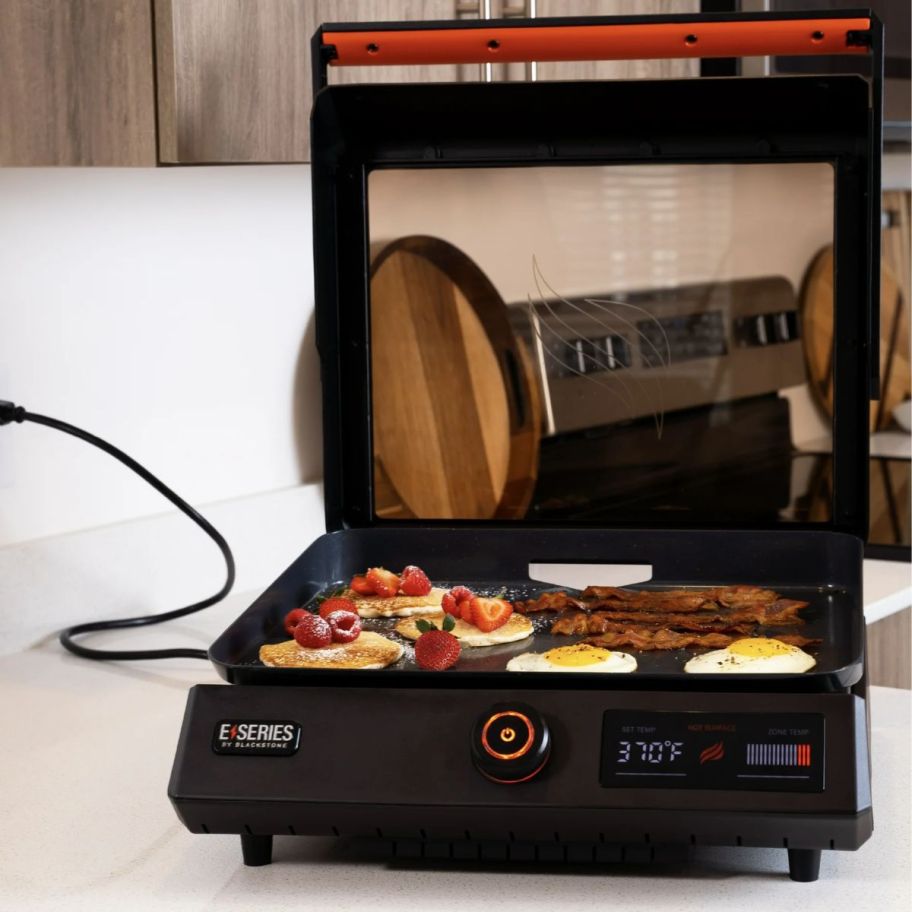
[318,596,358,619]
[350,574,375,596]
[451,585,474,603]
[366,567,400,598]
[399,565,432,597]
[414,629,461,671]
[468,596,513,632]
[283,608,308,637]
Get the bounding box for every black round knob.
[471,702,550,784]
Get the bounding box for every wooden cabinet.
[155,0,311,164]
[0,1,705,166]
[868,606,911,689]
[158,1,701,165]
[0,0,156,166]
[155,0,460,164]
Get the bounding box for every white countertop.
[1,589,910,912]
[864,559,912,624]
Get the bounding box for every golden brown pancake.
[259,631,404,669]
[395,613,533,647]
[342,586,446,618]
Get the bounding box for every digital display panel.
[600,711,825,792]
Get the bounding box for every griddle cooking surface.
[221,581,862,686]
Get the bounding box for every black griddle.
[210,527,865,690]
[170,9,883,884]
[224,583,863,685]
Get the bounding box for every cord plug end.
[0,401,25,425]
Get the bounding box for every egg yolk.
[543,644,615,667]
[728,638,795,657]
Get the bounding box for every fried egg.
[684,637,816,674]
[506,643,637,673]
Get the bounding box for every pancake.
[342,586,446,618]
[395,613,533,647]
[259,631,404,669]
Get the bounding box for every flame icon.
[699,740,725,764]
[229,725,238,739]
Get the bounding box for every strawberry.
[326,610,361,643]
[318,596,358,619]
[414,623,461,671]
[399,565,432,597]
[283,608,308,637]
[468,596,513,632]
[366,567,400,598]
[350,574,375,596]
[293,614,333,648]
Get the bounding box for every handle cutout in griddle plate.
[529,563,653,590]
[323,17,871,68]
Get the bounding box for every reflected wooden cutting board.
[800,191,911,430]
[370,235,540,520]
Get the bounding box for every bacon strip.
[579,585,781,614]
[583,629,819,652]
[551,599,807,636]
[513,591,584,614]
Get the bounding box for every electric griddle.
[169,10,883,882]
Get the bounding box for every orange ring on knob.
[481,711,535,761]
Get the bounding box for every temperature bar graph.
[746,743,812,766]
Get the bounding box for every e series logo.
[212,719,301,756]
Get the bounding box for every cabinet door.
[156,0,463,164]
[0,0,156,166]
[155,0,310,163]
[533,0,700,81]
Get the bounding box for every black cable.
[0,401,235,661]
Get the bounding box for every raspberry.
[399,565,432,597]
[283,608,307,637]
[293,613,332,649]
[443,586,474,621]
[326,610,361,643]
[441,590,460,618]
[366,567,400,598]
[414,629,461,671]
[318,596,358,619]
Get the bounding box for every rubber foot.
[241,833,273,866]
[787,848,821,882]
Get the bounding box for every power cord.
[0,401,235,661]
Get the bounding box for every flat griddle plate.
[212,580,863,688]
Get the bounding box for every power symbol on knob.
[472,703,551,784]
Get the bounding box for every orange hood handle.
[321,17,871,69]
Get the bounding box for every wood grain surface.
[156,0,460,163]
[370,236,540,520]
[0,0,156,166]
[801,193,911,431]
[867,606,911,689]
[155,0,311,163]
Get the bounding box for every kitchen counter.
[1,591,909,912]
